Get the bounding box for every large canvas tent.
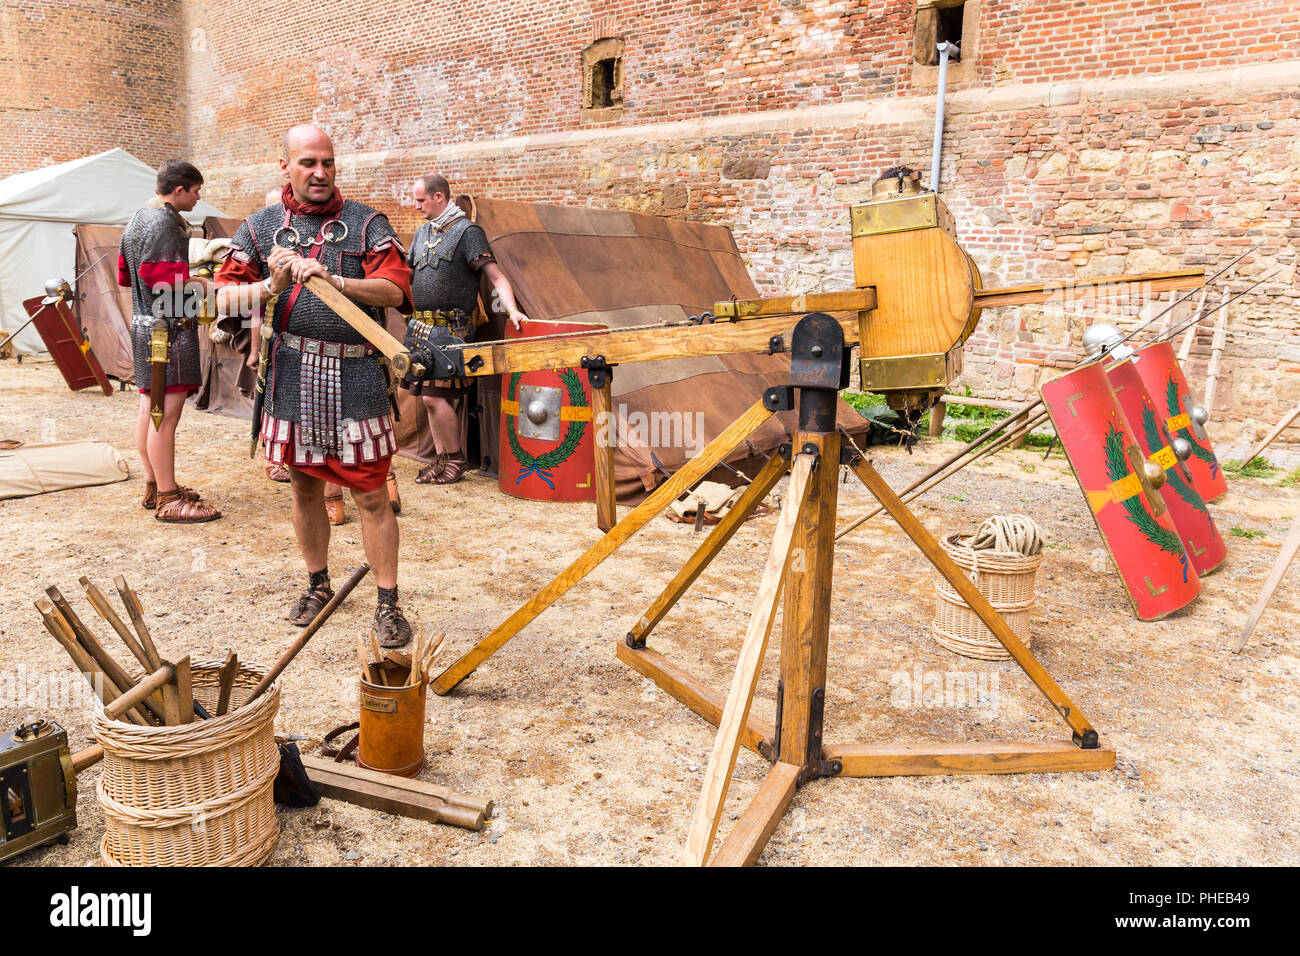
[0,148,225,355]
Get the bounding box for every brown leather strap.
[321,721,360,763]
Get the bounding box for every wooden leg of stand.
[626,452,788,646]
[709,761,801,867]
[431,400,775,695]
[1235,514,1300,653]
[777,430,841,771]
[928,400,947,438]
[615,642,773,756]
[848,455,1099,744]
[825,740,1115,776]
[683,454,815,867]
[593,379,617,532]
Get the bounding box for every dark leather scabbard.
[148,318,169,429]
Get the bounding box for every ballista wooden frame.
[329,194,1201,862]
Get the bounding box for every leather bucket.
[357,673,427,778]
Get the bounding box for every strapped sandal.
[324,493,346,526]
[432,452,467,485]
[154,489,222,523]
[415,455,446,484]
[265,462,291,483]
[374,603,413,648]
[287,585,334,625]
[142,482,202,510]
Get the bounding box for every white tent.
[0,148,226,353]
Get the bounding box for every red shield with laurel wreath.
[1105,356,1226,576]
[1041,362,1200,620]
[1130,341,1228,503]
[498,318,604,502]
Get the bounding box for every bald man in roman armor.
[216,125,415,647]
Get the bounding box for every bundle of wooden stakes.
[33,576,240,727]
[355,625,445,687]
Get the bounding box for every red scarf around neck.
[281,182,344,217]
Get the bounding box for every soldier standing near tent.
[215,124,415,646]
[404,173,526,484]
[119,159,223,523]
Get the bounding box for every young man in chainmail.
[215,124,415,647]
[118,159,222,523]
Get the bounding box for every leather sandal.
[433,451,468,485]
[374,602,413,648]
[154,489,222,523]
[324,493,346,526]
[265,462,291,483]
[415,455,445,484]
[288,585,334,625]
[142,481,201,510]
[386,471,401,514]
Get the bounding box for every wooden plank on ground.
[825,740,1116,777]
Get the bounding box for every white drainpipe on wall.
[930,41,960,194]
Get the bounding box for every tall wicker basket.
[91,660,280,867]
[932,532,1043,661]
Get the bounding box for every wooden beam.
[215,651,238,716]
[432,400,775,695]
[709,761,801,867]
[1243,400,1300,467]
[615,643,773,756]
[302,276,417,376]
[683,454,814,866]
[79,577,153,673]
[712,289,877,319]
[825,740,1116,777]
[626,451,788,646]
[103,663,176,723]
[456,313,861,378]
[592,377,617,532]
[300,756,490,831]
[848,456,1100,743]
[1235,514,1300,653]
[970,269,1204,310]
[112,576,163,671]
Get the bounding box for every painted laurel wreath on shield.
[505,369,589,489]
[1103,423,1189,581]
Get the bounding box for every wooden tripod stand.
[433,313,1115,865]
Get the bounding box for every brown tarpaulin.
[72,223,132,380]
[194,216,254,417]
[463,199,870,502]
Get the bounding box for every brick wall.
[6,0,1300,448]
[0,0,186,178]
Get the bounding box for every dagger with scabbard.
[249,294,276,458]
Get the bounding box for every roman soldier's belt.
[411,309,469,326]
[281,332,377,359]
[132,315,198,331]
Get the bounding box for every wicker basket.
[932,532,1043,661]
[91,660,280,867]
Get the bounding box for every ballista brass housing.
[850,176,982,412]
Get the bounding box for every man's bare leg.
[289,469,330,573]
[421,393,460,455]
[354,483,410,645]
[353,486,398,588]
[143,390,188,489]
[135,395,156,484]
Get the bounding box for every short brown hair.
[157,160,203,195]
[420,173,450,200]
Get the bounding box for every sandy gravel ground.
[2,359,1296,867]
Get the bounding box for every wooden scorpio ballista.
[315,173,1203,866]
